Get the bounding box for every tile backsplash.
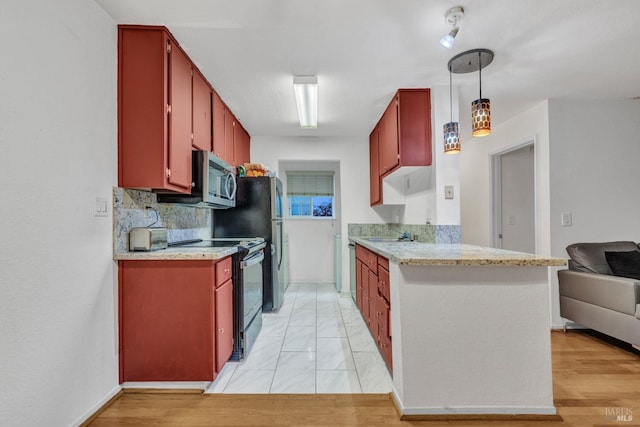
[347,223,460,244]
[112,187,212,254]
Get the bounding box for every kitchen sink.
[365,237,416,243]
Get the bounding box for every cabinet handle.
[218,328,224,333]
[224,268,230,274]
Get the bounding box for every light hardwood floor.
[87,331,640,426]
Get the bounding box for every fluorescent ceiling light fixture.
[293,75,318,128]
[439,6,464,50]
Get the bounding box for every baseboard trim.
[123,388,204,394]
[391,388,561,421]
[399,413,563,422]
[76,386,123,427]
[121,381,209,394]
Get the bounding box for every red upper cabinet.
[369,88,432,206]
[118,25,215,193]
[378,99,399,176]
[192,70,212,152]
[212,90,226,159]
[369,127,381,206]
[223,106,236,166]
[234,122,251,167]
[167,43,193,189]
[377,89,432,176]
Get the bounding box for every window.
[286,172,334,218]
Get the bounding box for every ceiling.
[95,0,640,140]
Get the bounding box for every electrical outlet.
[561,212,572,227]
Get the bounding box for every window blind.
[286,172,334,196]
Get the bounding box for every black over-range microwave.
[157,151,236,209]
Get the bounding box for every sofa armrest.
[558,269,640,317]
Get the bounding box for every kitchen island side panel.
[391,263,555,415]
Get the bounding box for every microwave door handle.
[225,174,237,200]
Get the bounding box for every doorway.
[491,140,536,253]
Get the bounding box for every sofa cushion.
[566,241,640,274]
[605,250,640,280]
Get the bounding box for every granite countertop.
[349,237,566,267]
[114,246,237,261]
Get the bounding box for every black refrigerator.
[214,176,286,312]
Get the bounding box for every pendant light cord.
[478,51,482,99]
[449,65,453,122]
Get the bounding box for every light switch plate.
[94,197,109,217]
[561,212,572,227]
[444,185,454,199]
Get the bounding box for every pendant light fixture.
[443,65,460,154]
[471,50,490,137]
[448,48,495,138]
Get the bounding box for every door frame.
[490,137,538,251]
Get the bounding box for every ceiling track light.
[448,48,495,138]
[439,6,464,50]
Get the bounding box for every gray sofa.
[558,241,640,349]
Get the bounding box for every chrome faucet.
[391,229,411,241]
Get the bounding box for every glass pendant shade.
[443,122,460,154]
[471,98,491,137]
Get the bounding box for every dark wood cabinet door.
[223,107,236,166]
[367,269,378,328]
[118,27,179,191]
[378,96,399,175]
[168,43,194,189]
[369,127,381,206]
[192,70,212,151]
[355,259,364,310]
[234,123,250,167]
[215,279,233,373]
[120,260,215,382]
[378,265,390,303]
[212,90,226,159]
[397,89,432,167]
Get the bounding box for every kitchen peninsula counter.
[113,246,237,261]
[349,236,565,420]
[349,237,565,267]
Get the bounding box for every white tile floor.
[205,282,393,394]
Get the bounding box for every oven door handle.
[241,252,264,269]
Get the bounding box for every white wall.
[548,99,640,256]
[0,1,119,426]
[433,85,461,225]
[252,136,380,291]
[460,98,640,328]
[460,100,551,255]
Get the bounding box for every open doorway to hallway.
[491,140,536,253]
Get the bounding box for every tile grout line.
[268,285,298,393]
[337,292,364,393]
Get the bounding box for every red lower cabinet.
[215,279,233,373]
[355,245,392,372]
[119,258,233,382]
